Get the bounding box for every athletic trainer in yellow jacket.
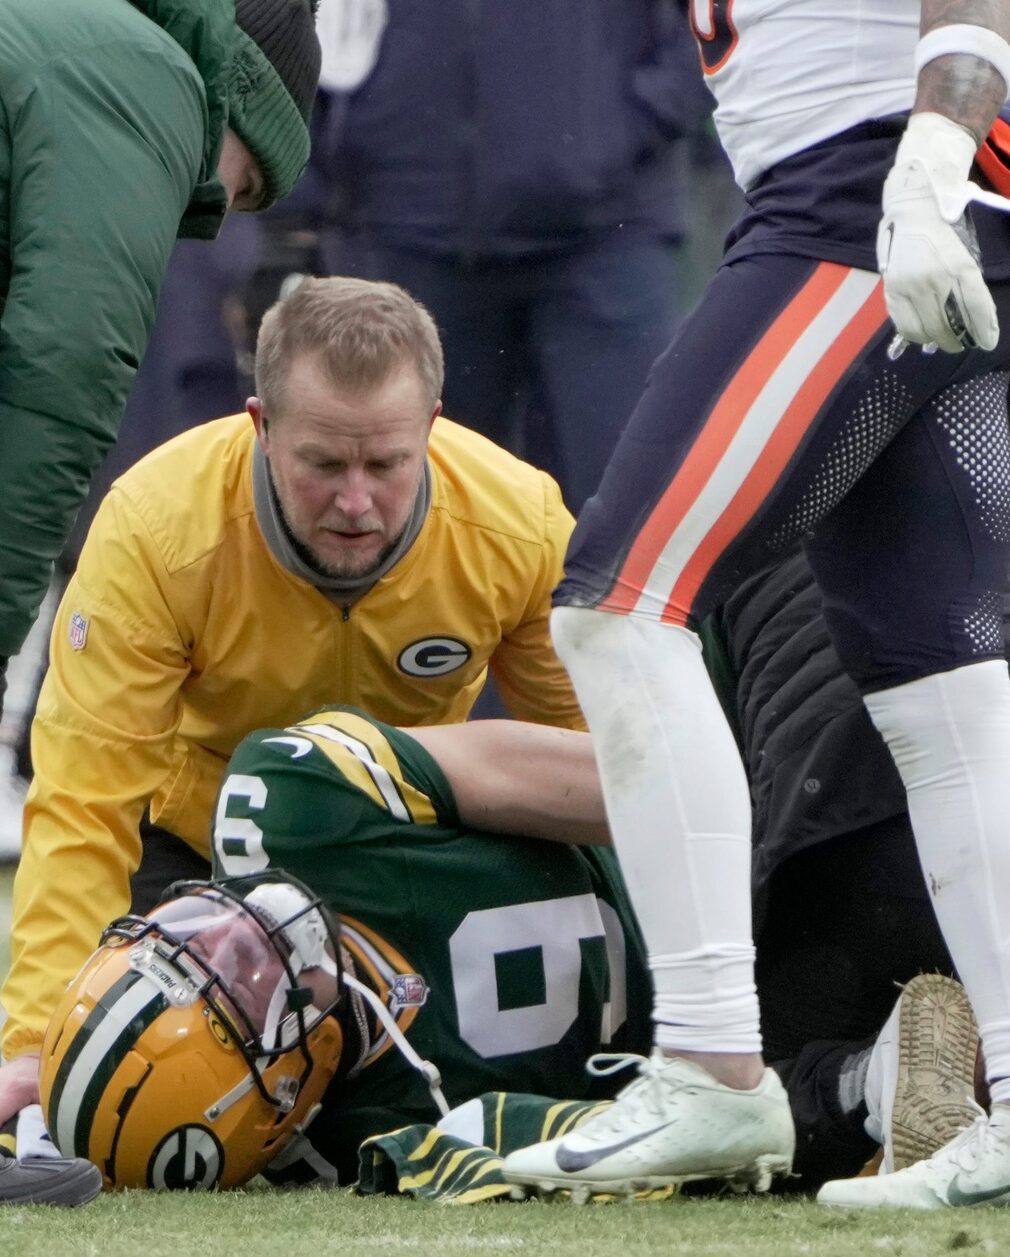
[2,279,583,1063]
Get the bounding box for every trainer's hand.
[0,1056,40,1127]
[878,112,999,354]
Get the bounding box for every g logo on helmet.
[397,637,471,677]
[149,1126,224,1190]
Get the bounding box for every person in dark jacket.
[305,0,712,514]
[0,0,322,725]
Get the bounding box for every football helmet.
[39,871,346,1191]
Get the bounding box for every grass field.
[1,866,1009,1253]
[2,1186,1010,1257]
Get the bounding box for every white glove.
[878,112,999,354]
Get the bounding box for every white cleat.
[818,1107,1010,1209]
[501,1050,795,1198]
[865,972,979,1174]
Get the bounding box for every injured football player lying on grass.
[29,709,990,1203]
[35,708,652,1200]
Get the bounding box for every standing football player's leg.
[550,606,759,1061]
[504,257,954,1195]
[865,662,1010,1096]
[808,370,1010,1101]
[808,364,1010,1209]
[558,259,903,1051]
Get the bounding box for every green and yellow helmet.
[39,872,345,1190]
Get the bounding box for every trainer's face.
[249,355,439,580]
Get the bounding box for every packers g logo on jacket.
[397,637,472,677]
[39,873,345,1191]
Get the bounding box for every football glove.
[878,111,999,354]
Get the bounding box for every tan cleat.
[865,972,979,1173]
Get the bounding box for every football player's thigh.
[806,362,1010,692]
[562,255,904,624]
[561,254,861,612]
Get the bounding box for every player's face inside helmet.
[183,903,283,1033]
[39,873,346,1191]
[146,879,341,1052]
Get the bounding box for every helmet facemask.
[123,873,343,1106]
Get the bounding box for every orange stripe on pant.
[599,262,851,616]
[600,265,886,623]
[663,277,885,623]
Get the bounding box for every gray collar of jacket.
[251,440,432,607]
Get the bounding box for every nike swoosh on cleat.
[554,1123,675,1172]
[946,1178,1010,1207]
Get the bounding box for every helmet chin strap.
[343,972,450,1118]
[246,881,339,1051]
[205,972,450,1124]
[261,975,307,1051]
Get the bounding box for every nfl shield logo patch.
[391,973,429,1009]
[68,611,89,651]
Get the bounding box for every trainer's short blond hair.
[255,276,444,415]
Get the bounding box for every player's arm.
[403,722,610,846]
[917,1,1010,144]
[878,1,1010,353]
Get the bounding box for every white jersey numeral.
[214,774,269,873]
[448,894,627,1058]
[689,0,738,74]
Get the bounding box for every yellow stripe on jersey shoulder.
[285,710,438,825]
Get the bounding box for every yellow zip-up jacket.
[3,414,583,1057]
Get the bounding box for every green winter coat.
[0,0,235,658]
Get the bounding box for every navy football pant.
[559,255,1010,692]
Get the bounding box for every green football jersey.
[213,707,651,1180]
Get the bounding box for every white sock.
[436,1098,484,1145]
[863,997,902,1171]
[16,1104,61,1160]
[837,1046,872,1118]
[551,606,761,1053]
[865,661,1010,1104]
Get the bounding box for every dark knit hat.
[229,0,322,207]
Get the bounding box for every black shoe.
[0,1156,102,1206]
